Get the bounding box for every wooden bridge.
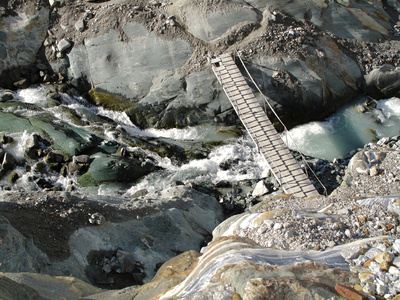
[211,53,319,198]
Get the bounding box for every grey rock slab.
[365,64,400,99]
[0,215,50,274]
[57,38,72,53]
[249,38,361,123]
[257,0,390,42]
[169,0,260,42]
[67,23,193,100]
[42,186,223,282]
[0,7,49,85]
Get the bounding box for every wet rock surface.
[1,0,400,299]
[2,0,400,128]
[0,186,223,289]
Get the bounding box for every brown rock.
[231,292,241,300]
[354,284,363,292]
[357,215,366,222]
[358,271,373,284]
[335,284,368,300]
[379,261,390,272]
[375,251,393,264]
[363,259,374,268]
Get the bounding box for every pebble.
[57,38,72,53]
[375,251,393,264]
[89,212,106,225]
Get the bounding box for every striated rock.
[168,0,261,42]
[0,4,49,87]
[160,237,358,299]
[335,284,368,300]
[57,38,72,53]
[1,272,102,299]
[77,153,161,186]
[365,64,400,99]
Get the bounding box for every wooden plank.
[219,53,233,59]
[301,185,319,193]
[223,82,248,89]
[223,64,241,71]
[220,59,236,66]
[237,102,261,110]
[213,54,319,198]
[225,71,243,78]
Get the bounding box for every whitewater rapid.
[282,97,400,160]
[4,86,400,194]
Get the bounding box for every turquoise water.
[282,97,400,161]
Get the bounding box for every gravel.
[226,135,400,299]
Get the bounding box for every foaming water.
[2,130,31,160]
[124,135,270,196]
[7,86,400,194]
[5,86,269,194]
[14,86,48,104]
[282,97,400,161]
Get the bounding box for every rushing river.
[3,86,400,194]
[282,96,400,161]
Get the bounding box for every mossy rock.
[88,89,133,111]
[52,106,87,126]
[78,153,161,187]
[125,104,156,129]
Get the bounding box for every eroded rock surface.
[0,186,223,288]
[1,0,400,128]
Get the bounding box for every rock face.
[0,186,224,287]
[68,23,193,100]
[1,0,400,128]
[365,64,400,98]
[0,273,102,300]
[1,0,400,299]
[0,3,49,88]
[168,0,262,42]
[159,237,359,299]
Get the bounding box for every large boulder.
[248,33,362,126]
[77,152,161,186]
[365,64,400,99]
[0,187,224,285]
[168,0,261,42]
[126,70,235,129]
[245,0,390,42]
[0,3,49,88]
[0,111,96,156]
[67,23,193,100]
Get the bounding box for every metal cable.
[234,50,328,196]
